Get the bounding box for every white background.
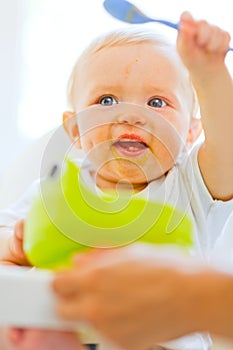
[1,0,233,179]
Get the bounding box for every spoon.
[103,0,178,29]
[103,0,233,51]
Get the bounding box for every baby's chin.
[95,170,148,193]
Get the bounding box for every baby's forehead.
[80,42,188,83]
[80,41,180,68]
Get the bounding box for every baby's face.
[71,43,194,190]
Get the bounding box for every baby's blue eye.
[99,96,118,106]
[148,98,167,108]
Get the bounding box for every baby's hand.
[177,12,231,73]
[0,220,30,266]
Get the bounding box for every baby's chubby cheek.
[80,124,110,150]
[80,128,113,159]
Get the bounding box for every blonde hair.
[67,27,198,116]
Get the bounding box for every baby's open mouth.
[112,134,149,157]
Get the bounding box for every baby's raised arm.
[177,12,233,200]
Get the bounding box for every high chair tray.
[0,265,129,349]
[0,266,75,329]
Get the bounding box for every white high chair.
[0,127,74,209]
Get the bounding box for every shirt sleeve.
[159,333,212,350]
[0,180,39,228]
[181,143,233,252]
[189,144,233,210]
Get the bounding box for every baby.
[1,11,233,350]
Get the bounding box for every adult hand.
[53,244,212,350]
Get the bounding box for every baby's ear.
[186,117,202,149]
[62,111,81,148]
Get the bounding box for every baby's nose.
[117,113,146,125]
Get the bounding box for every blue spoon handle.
[151,19,178,30]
